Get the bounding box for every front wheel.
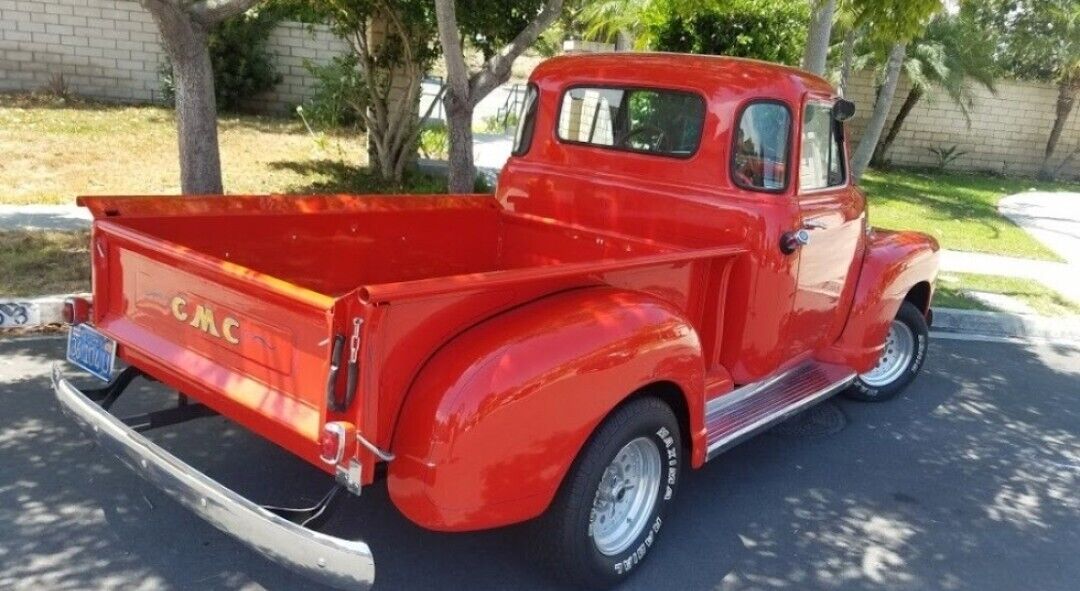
[845,301,929,402]
[539,397,682,588]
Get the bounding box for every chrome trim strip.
[705,372,856,462]
[52,366,375,590]
[704,364,801,418]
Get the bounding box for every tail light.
[64,296,92,325]
[319,421,356,465]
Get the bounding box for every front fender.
[387,287,705,531]
[819,229,939,372]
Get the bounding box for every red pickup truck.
[54,53,938,589]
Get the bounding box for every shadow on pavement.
[0,336,1077,590]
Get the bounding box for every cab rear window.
[556,86,705,158]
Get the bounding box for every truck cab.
[55,53,938,590]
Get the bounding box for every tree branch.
[187,0,261,26]
[469,0,563,104]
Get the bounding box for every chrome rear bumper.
[52,367,375,590]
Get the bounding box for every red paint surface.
[77,53,937,531]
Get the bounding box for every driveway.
[1,336,1078,591]
[1000,191,1080,267]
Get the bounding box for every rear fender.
[387,287,705,531]
[818,229,939,372]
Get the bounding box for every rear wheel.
[845,301,929,401]
[539,397,681,588]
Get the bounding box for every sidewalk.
[939,249,1080,306]
[0,204,90,231]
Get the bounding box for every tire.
[538,397,682,588]
[845,301,929,402]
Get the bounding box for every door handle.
[780,229,811,254]
[802,220,827,230]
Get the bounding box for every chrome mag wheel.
[589,436,663,556]
[860,320,915,388]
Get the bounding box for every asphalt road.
[1,336,1078,591]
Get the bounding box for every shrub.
[418,121,449,159]
[300,54,371,131]
[301,55,368,131]
[649,0,809,66]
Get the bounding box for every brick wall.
[846,70,1080,180]
[0,0,349,111]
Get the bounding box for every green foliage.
[908,14,998,108]
[209,8,284,110]
[301,55,367,130]
[313,0,439,68]
[418,121,449,158]
[963,0,1079,85]
[649,0,809,66]
[160,6,284,110]
[849,0,944,44]
[577,0,652,48]
[927,144,967,170]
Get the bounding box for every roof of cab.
[530,52,835,99]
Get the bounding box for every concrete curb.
[5,292,1078,344]
[932,308,1080,342]
[0,295,72,328]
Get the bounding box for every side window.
[732,102,791,191]
[557,86,705,157]
[512,84,539,156]
[799,103,846,190]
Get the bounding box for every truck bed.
[93,194,674,296]
[79,194,744,473]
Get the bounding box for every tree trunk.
[802,0,835,75]
[434,0,562,193]
[852,42,906,182]
[172,28,222,194]
[445,96,476,193]
[839,28,856,97]
[615,30,633,51]
[871,85,923,167]
[1039,81,1077,181]
[140,0,262,195]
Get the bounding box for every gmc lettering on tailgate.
[170,296,240,344]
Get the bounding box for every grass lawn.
[0,93,376,204]
[861,168,1080,262]
[0,229,90,297]
[935,272,1080,316]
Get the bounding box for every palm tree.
[576,0,707,50]
[870,14,998,166]
[577,0,654,49]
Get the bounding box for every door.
[789,98,865,353]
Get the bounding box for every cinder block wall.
[0,0,348,112]
[846,70,1080,180]
[0,0,164,101]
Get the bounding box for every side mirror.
[833,98,856,122]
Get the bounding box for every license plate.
[66,323,117,382]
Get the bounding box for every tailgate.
[90,220,339,462]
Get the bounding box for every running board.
[705,361,856,461]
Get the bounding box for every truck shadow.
[2,338,1078,590]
